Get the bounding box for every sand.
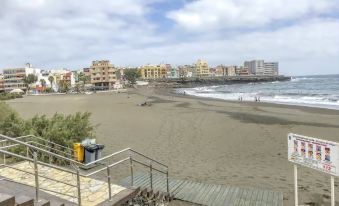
[6,88,339,205]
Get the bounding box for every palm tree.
[23,74,38,94]
[48,76,54,91]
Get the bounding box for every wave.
[177,88,339,110]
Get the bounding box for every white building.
[263,62,279,75]
[2,63,41,92]
[244,60,278,76]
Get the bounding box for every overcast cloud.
[0,0,338,75]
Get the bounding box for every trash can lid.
[97,144,105,149]
[84,144,98,152]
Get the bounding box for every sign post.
[288,133,338,206]
[332,176,335,206]
[294,164,298,206]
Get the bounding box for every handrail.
[0,133,171,204]
[0,134,80,165]
[1,134,168,170]
[0,134,74,152]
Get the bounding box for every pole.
[150,161,153,190]
[107,166,112,201]
[76,169,81,206]
[166,170,169,194]
[331,176,335,206]
[33,152,39,202]
[294,164,298,206]
[130,157,134,186]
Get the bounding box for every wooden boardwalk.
[121,172,283,206]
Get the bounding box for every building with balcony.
[178,65,195,78]
[139,64,167,79]
[195,59,209,77]
[0,74,4,92]
[235,66,250,76]
[263,62,279,75]
[244,60,264,75]
[90,60,117,90]
[2,64,40,92]
[214,65,237,76]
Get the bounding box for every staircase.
[0,192,59,206]
[0,134,171,206]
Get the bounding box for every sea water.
[177,74,339,110]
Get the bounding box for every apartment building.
[235,66,250,76]
[214,65,237,76]
[178,65,195,78]
[90,60,117,90]
[2,64,40,92]
[263,62,279,75]
[244,60,265,75]
[195,59,209,77]
[225,66,237,76]
[0,74,4,92]
[139,64,167,79]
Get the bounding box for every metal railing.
[0,134,170,205]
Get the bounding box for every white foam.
[178,88,339,110]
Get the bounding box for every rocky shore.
[144,75,291,88]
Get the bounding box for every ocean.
[177,74,339,110]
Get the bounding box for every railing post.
[33,152,39,202]
[107,166,112,201]
[3,142,6,165]
[76,169,81,206]
[166,170,169,194]
[26,147,29,158]
[149,161,153,190]
[130,157,134,186]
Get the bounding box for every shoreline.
[153,87,339,115]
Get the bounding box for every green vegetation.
[124,69,141,84]
[58,79,70,93]
[0,102,95,151]
[48,76,54,88]
[0,93,23,101]
[23,74,38,93]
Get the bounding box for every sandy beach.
[6,88,339,205]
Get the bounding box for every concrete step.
[0,193,15,206]
[15,195,34,206]
[35,199,50,206]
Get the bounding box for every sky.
[0,0,339,75]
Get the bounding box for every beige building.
[90,60,117,89]
[195,59,209,77]
[236,66,250,76]
[139,64,167,79]
[0,74,4,92]
[2,64,40,92]
[215,65,237,76]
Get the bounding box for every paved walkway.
[0,161,126,206]
[121,172,283,206]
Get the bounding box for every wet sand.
[6,88,339,205]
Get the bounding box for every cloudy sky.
[0,0,339,75]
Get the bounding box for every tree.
[78,73,90,84]
[58,80,69,93]
[48,76,54,91]
[23,74,38,93]
[124,69,141,84]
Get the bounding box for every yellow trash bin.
[73,143,84,162]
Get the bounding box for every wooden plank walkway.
[121,172,283,206]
